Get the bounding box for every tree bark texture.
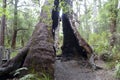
[0,22,55,79]
[60,0,93,60]
[0,0,55,79]
[61,14,93,60]
[0,0,6,46]
[109,0,118,47]
[52,0,60,54]
[11,0,18,49]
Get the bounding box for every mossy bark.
[22,22,55,79]
[0,0,55,80]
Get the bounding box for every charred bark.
[52,0,60,54]
[59,0,98,70]
[61,14,92,60]
[61,13,98,69]
[52,0,59,39]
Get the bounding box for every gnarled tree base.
[61,14,98,69]
[0,22,55,80]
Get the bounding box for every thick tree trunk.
[22,22,55,78]
[0,22,55,79]
[61,14,93,59]
[0,0,55,79]
[60,0,97,69]
[60,0,93,59]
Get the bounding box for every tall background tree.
[0,0,7,65]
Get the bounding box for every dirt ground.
[55,59,118,80]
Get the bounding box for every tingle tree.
[53,0,96,68]
[0,0,97,79]
[0,0,55,79]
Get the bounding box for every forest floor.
[55,58,118,80]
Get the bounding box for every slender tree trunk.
[84,0,89,39]
[11,30,17,49]
[11,0,18,49]
[52,0,59,54]
[109,0,118,47]
[98,0,101,9]
[21,36,24,47]
[0,0,7,65]
[0,0,6,46]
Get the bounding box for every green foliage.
[59,0,72,14]
[14,67,28,76]
[88,32,109,54]
[40,0,53,25]
[20,74,39,80]
[88,31,120,69]
[115,63,120,79]
[105,46,120,68]
[20,73,51,80]
[15,67,51,80]
[40,73,51,80]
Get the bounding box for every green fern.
[115,63,120,79]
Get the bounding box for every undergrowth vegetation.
[88,32,120,73]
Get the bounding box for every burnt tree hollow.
[61,14,88,60]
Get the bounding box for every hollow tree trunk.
[60,0,93,60]
[0,0,55,79]
[61,14,93,59]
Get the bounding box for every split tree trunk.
[60,0,97,69]
[61,14,93,60]
[59,0,93,60]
